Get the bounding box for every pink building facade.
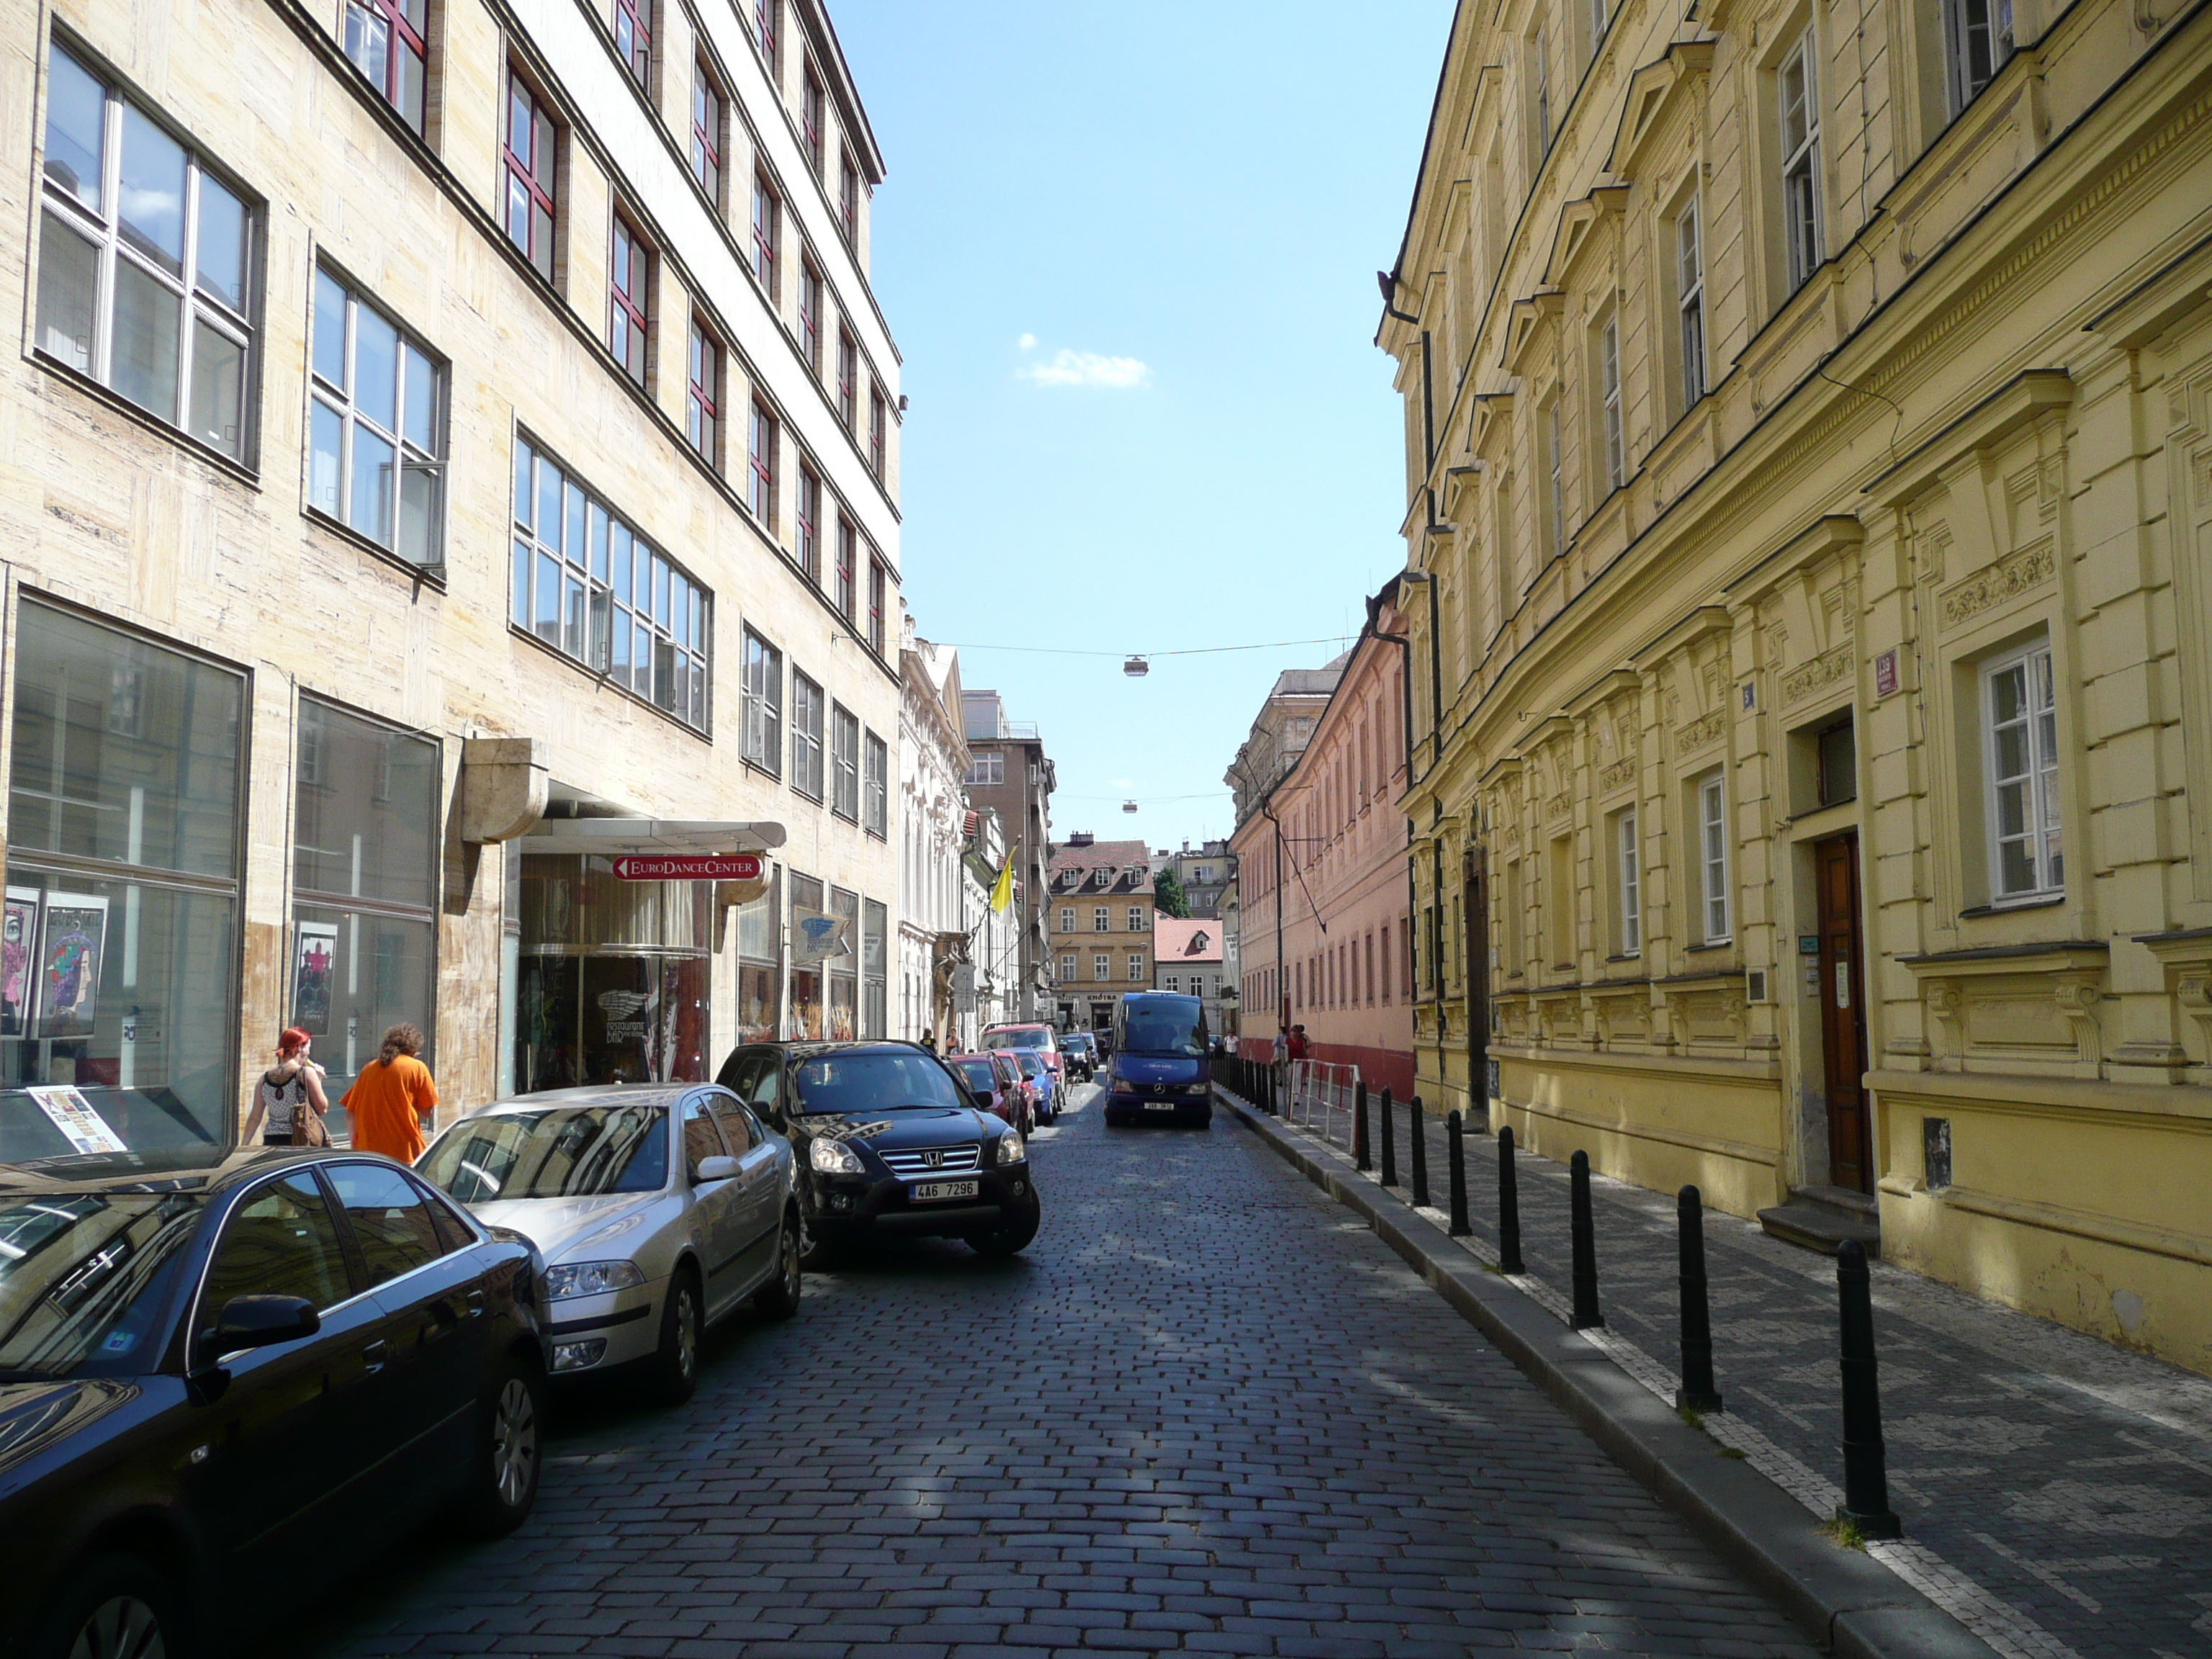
[1231,580,1415,1100]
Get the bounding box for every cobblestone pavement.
[285,1083,1822,1658]
[1281,1085,2212,1659]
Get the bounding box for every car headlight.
[810,1137,866,1175]
[544,1259,644,1300]
[997,1130,1028,1165]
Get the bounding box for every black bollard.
[1835,1240,1902,1538]
[1380,1086,1398,1186]
[1569,1150,1602,1329]
[1410,1095,1430,1208]
[1265,1064,1277,1115]
[1496,1125,1524,1274]
[1353,1080,1371,1171]
[1447,1110,1470,1236]
[1676,1186,1722,1413]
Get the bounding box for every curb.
[1216,1088,1998,1659]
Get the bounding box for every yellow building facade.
[1385,0,2212,1371]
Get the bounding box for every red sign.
[609,854,763,881]
[1873,649,1899,699]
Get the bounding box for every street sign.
[609,853,764,881]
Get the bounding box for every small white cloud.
[1017,332,1037,351]
[1018,349,1152,390]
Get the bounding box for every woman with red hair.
[241,1027,331,1146]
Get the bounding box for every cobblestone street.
[287,1085,1820,1658]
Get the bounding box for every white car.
[416,1082,800,1405]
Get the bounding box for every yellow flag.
[989,848,1015,914]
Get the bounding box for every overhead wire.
[930,635,1356,659]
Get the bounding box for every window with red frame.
[687,320,719,464]
[867,559,886,655]
[503,71,557,279]
[690,66,721,207]
[341,0,427,130]
[795,465,821,583]
[802,63,826,175]
[868,387,886,478]
[609,214,649,385]
[757,0,779,78]
[747,402,775,526]
[838,155,858,243]
[834,516,855,619]
[798,260,822,374]
[835,329,856,429]
[612,0,649,88]
[750,173,778,299]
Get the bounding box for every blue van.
[1102,992,1212,1128]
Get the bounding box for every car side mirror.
[969,1087,995,1110]
[696,1154,740,1182]
[214,1294,320,1351]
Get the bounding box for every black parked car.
[716,1041,1040,1257]
[0,1146,549,1659]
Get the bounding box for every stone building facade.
[898,624,966,1045]
[0,0,901,1155]
[1048,835,1153,1033]
[961,689,1055,1020]
[1384,0,2212,1369]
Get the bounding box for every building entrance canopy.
[518,818,786,855]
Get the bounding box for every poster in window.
[2,888,42,1038]
[292,920,339,1036]
[37,896,108,1039]
[25,1084,127,1154]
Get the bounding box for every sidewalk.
[1228,1083,2212,1659]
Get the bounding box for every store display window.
[736,866,781,1045]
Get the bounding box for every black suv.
[716,1041,1040,1257]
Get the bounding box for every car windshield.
[0,1192,207,1379]
[1122,1000,1208,1057]
[418,1106,670,1202]
[792,1051,965,1115]
[987,1028,1049,1050]
[950,1059,995,1092]
[1017,1054,1043,1077]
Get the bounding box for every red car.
[947,1050,1034,1134]
[983,1023,1064,1112]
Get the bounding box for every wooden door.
[1814,835,1872,1192]
[1464,846,1488,1110]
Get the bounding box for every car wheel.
[30,1554,186,1659]
[967,1204,1040,1257]
[754,1207,804,1321]
[459,1356,544,1537]
[646,1269,703,1406]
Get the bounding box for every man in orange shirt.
[342,1023,440,1163]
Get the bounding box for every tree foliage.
[1154,866,1191,919]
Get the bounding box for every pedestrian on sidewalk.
[342,1023,440,1164]
[920,1029,938,1053]
[1287,1024,1310,1064]
[240,1028,331,1146]
[1272,1026,1290,1094]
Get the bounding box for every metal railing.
[1282,1059,1359,1150]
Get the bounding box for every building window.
[609,213,649,385]
[756,0,779,77]
[1698,773,1731,942]
[868,559,887,655]
[36,45,256,459]
[868,386,887,478]
[802,62,827,174]
[1983,640,2062,902]
[511,436,710,728]
[789,670,823,798]
[1616,808,1640,956]
[1381,921,1393,1000]
[341,0,428,130]
[795,464,821,583]
[1058,907,1074,933]
[308,269,444,564]
[1676,198,1706,410]
[1092,907,1109,932]
[862,897,887,1038]
[839,155,859,243]
[1948,0,2014,112]
[741,627,782,774]
[829,887,858,1040]
[1598,316,1623,493]
[1094,952,1110,981]
[799,259,822,374]
[863,731,888,837]
[1542,400,1565,560]
[835,516,856,619]
[837,328,858,429]
[1128,953,1146,982]
[612,0,649,89]
[1779,28,1822,291]
[1533,28,1552,158]
[686,319,719,465]
[968,750,1003,786]
[748,402,776,526]
[690,66,722,207]
[751,172,779,299]
[503,70,557,280]
[1127,906,1143,932]
[831,703,860,821]
[1061,953,1077,981]
[1163,974,1179,995]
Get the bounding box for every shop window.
[788,873,824,1040]
[862,898,886,1038]
[37,42,257,461]
[736,868,781,1046]
[829,887,858,1039]
[310,266,445,566]
[2,602,246,1159]
[291,696,439,1123]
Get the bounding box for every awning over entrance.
[518,818,787,855]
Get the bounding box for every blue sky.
[832,1,1455,855]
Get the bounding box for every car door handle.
[467,1290,486,1318]
[362,1339,390,1372]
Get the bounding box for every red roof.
[1153,917,1222,963]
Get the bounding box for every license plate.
[1142,1101,1178,1112]
[911,1179,979,1202]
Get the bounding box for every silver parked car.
[415,1083,801,1405]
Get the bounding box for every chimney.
[1070,832,1094,848]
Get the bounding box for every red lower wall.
[1235,1038,1416,1102]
